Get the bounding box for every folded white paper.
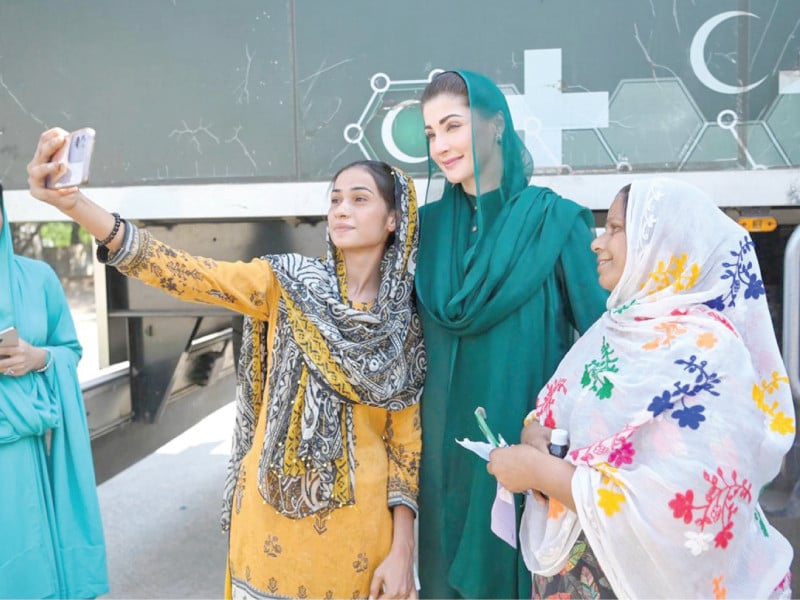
[455,437,494,461]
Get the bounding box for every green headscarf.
[415,70,608,599]
[416,70,594,334]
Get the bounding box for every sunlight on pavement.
[156,401,235,455]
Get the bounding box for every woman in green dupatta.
[0,186,108,598]
[415,70,608,599]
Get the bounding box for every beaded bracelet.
[34,349,52,373]
[96,212,122,246]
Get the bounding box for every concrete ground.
[65,277,233,598]
[96,402,234,599]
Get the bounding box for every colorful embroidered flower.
[646,356,718,429]
[704,295,725,311]
[597,488,625,516]
[696,332,717,349]
[671,469,752,555]
[535,379,567,427]
[608,440,635,467]
[648,390,674,417]
[642,321,688,351]
[713,575,727,599]
[743,273,765,300]
[714,521,734,549]
[713,236,764,308]
[771,411,795,435]
[597,378,614,399]
[669,489,695,523]
[677,356,721,397]
[684,531,713,556]
[581,337,618,400]
[752,373,795,435]
[672,404,706,429]
[642,253,700,294]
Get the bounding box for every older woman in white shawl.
[488,178,794,599]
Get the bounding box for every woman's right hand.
[521,419,552,453]
[27,128,83,212]
[487,444,543,494]
[27,128,123,249]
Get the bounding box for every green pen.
[474,406,500,448]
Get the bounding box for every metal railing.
[81,362,132,440]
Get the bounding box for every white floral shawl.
[520,178,794,598]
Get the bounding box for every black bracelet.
[96,212,122,246]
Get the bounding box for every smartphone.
[46,127,95,189]
[0,326,19,352]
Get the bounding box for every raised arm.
[28,128,127,254]
[27,128,275,320]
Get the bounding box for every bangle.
[35,349,52,373]
[96,212,122,246]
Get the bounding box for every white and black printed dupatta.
[222,167,425,524]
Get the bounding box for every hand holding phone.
[45,127,95,189]
[0,326,19,347]
[0,326,19,357]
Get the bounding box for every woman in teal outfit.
[414,71,608,599]
[0,185,108,598]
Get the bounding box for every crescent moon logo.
[381,99,427,164]
[690,11,767,94]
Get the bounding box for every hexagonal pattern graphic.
[344,73,435,174]
[601,78,704,169]
[345,69,800,177]
[681,120,789,170]
[563,129,616,171]
[765,93,800,165]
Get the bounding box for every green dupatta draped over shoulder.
[0,187,107,598]
[415,71,608,599]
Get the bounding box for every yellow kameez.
[115,236,421,600]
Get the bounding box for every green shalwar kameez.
[415,70,608,600]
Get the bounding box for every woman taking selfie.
[28,130,426,600]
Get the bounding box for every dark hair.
[617,184,631,212]
[420,71,468,108]
[331,160,396,214]
[330,160,399,246]
[420,70,533,197]
[421,71,505,122]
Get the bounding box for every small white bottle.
[548,428,569,458]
